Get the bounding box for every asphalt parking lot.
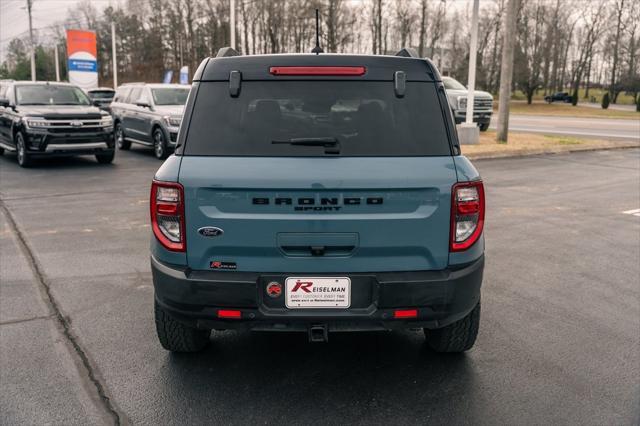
[1,147,639,425]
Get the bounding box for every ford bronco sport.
[151,48,485,353]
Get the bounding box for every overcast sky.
[0,0,118,61]
[1,0,473,62]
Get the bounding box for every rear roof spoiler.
[395,48,420,58]
[216,47,241,58]
[196,49,441,82]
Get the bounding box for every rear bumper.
[152,255,484,332]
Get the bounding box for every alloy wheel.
[154,130,165,159]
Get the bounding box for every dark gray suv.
[110,83,190,159]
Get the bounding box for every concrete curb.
[464,141,640,160]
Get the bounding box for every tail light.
[150,180,185,252]
[451,181,485,252]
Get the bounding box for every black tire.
[545,97,552,104]
[95,150,115,164]
[154,300,210,352]
[479,123,489,132]
[152,127,169,160]
[0,147,4,155]
[15,132,32,168]
[115,122,130,150]
[424,301,480,353]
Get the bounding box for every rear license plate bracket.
[285,277,351,309]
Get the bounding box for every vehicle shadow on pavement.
[157,330,486,423]
[0,153,112,170]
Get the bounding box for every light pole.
[111,22,118,89]
[465,0,479,126]
[26,0,36,81]
[439,0,446,70]
[230,0,236,50]
[54,44,60,81]
[458,0,480,145]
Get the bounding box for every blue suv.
[150,48,485,353]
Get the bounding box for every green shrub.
[601,92,610,109]
[636,96,639,112]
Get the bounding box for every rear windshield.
[89,90,114,99]
[151,88,190,105]
[184,81,451,156]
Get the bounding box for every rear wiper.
[272,137,340,154]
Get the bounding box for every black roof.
[194,54,441,82]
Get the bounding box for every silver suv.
[443,77,493,132]
[110,83,190,159]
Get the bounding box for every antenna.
[311,8,323,54]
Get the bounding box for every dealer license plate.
[285,277,351,309]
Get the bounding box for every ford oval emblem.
[198,227,224,237]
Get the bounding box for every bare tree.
[621,1,639,101]
[514,0,545,104]
[486,0,505,93]
[608,0,626,102]
[394,0,414,49]
[541,0,560,95]
[369,0,383,54]
[324,0,356,52]
[428,0,447,65]
[569,0,607,106]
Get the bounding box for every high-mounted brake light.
[150,180,186,252]
[269,66,366,76]
[450,181,485,252]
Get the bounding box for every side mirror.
[0,98,10,108]
[92,100,102,107]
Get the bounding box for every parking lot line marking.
[622,209,640,216]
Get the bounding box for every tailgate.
[179,156,455,273]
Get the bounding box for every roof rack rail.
[216,47,241,58]
[395,48,420,58]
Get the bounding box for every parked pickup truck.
[150,48,485,354]
[0,81,115,167]
[443,76,493,131]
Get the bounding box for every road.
[489,114,640,141]
[1,147,639,425]
[580,102,637,112]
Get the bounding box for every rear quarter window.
[183,81,451,157]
